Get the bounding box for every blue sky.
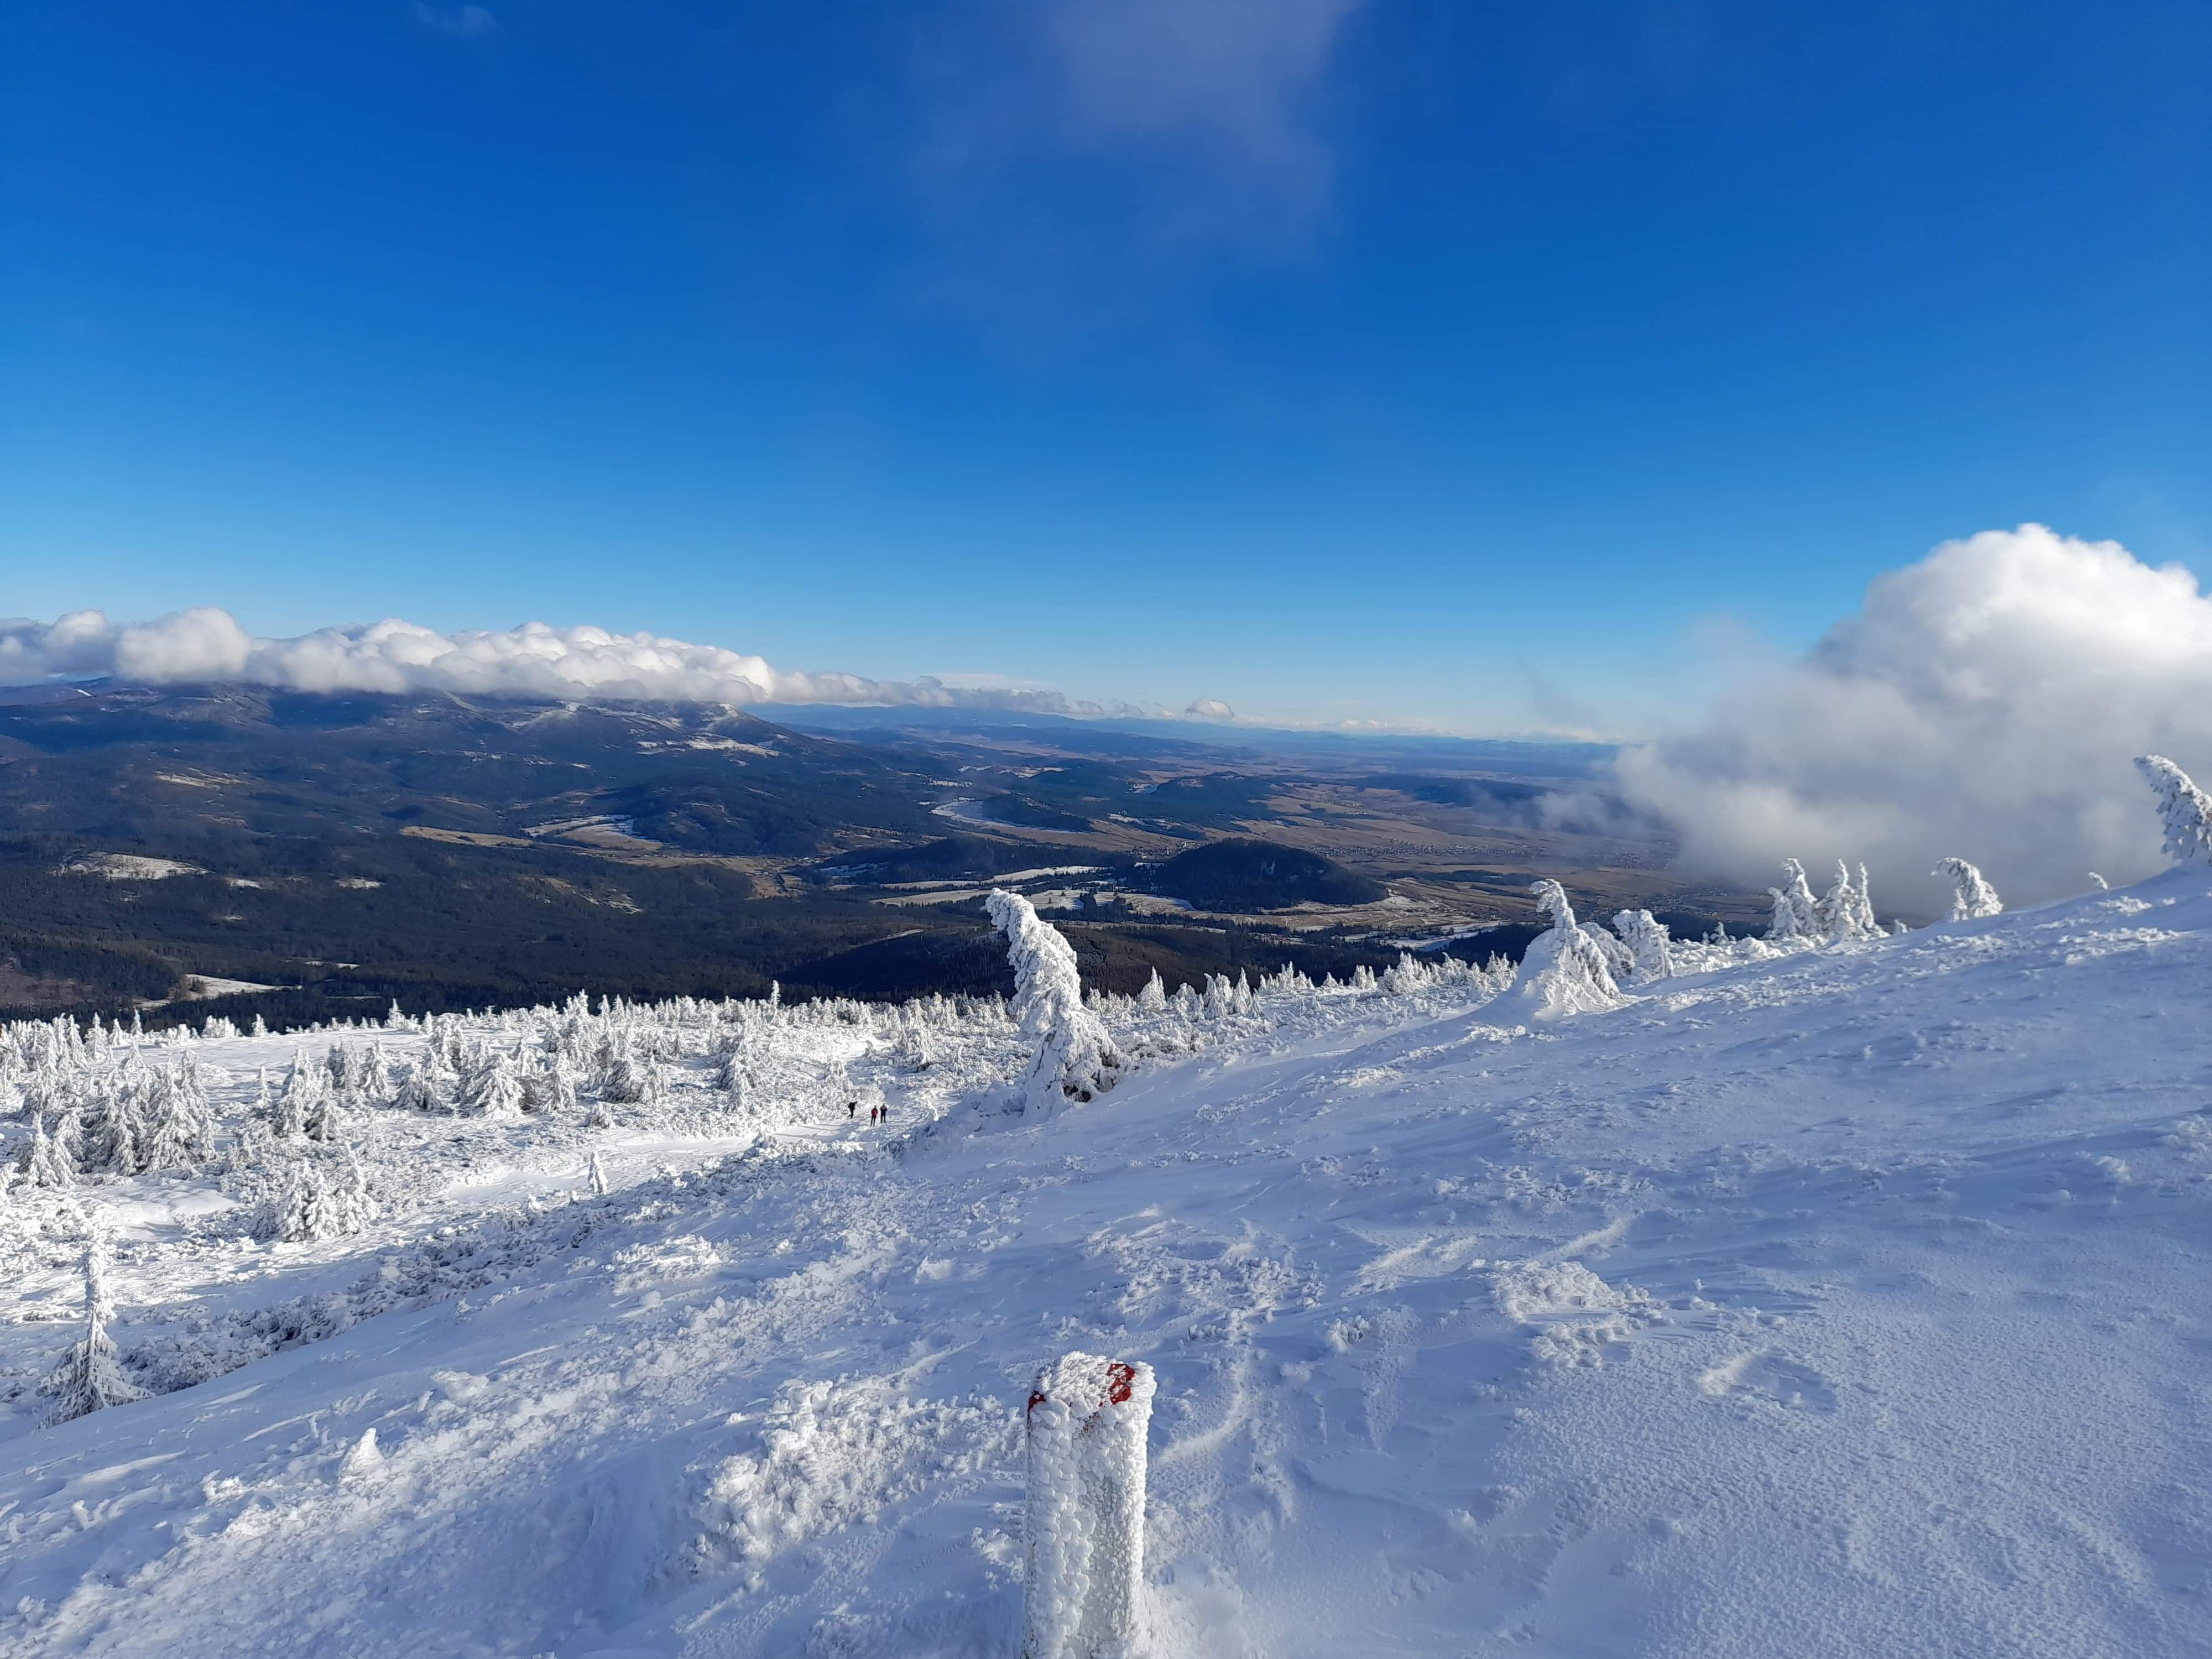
[4,1,2206,733]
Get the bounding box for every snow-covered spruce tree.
[1507,881,1626,1018]
[894,1014,934,1072]
[139,1064,212,1172]
[88,1076,145,1175]
[1611,910,1674,984]
[713,1035,753,1096]
[275,1048,322,1138]
[1137,969,1168,1014]
[1933,857,2003,921]
[587,1149,610,1196]
[525,1055,579,1116]
[1579,920,1635,982]
[2135,754,2212,867]
[597,1030,654,1105]
[1767,859,1820,943]
[457,1046,526,1119]
[985,889,1128,1113]
[1850,863,1879,938]
[17,1112,76,1191]
[1815,860,1882,944]
[42,1223,145,1425]
[396,1045,456,1114]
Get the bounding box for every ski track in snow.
[1,878,2210,1655]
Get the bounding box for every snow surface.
[3,874,2210,1656]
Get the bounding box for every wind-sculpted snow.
[0,879,2209,1657]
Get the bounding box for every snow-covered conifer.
[713,1036,752,1095]
[275,1048,322,1138]
[526,1056,579,1116]
[18,1112,76,1190]
[91,1077,145,1174]
[597,1031,655,1104]
[1767,859,1819,942]
[1851,864,1879,937]
[458,1046,526,1119]
[2135,754,2212,866]
[895,1015,934,1071]
[140,1065,211,1172]
[1137,970,1167,1014]
[1933,857,2003,921]
[1508,881,1626,1018]
[587,1149,610,1196]
[42,1223,145,1425]
[986,889,1128,1113]
[397,1046,456,1114]
[1611,911,1674,984]
[302,1083,345,1142]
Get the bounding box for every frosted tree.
[43,1223,146,1425]
[1507,881,1626,1018]
[526,1055,579,1115]
[1933,857,2002,921]
[332,1147,378,1234]
[1579,920,1635,981]
[17,1112,76,1191]
[396,1046,456,1114]
[1815,860,1881,943]
[597,1032,654,1105]
[302,1081,347,1142]
[90,1078,145,1174]
[2135,754,2212,867]
[1136,970,1168,1014]
[1610,910,1674,984]
[986,890,1128,1113]
[587,1149,611,1196]
[268,1154,371,1243]
[140,1066,212,1172]
[713,1036,753,1097]
[364,1041,395,1098]
[460,1047,526,1119]
[1850,863,1879,938]
[1766,859,1819,942]
[275,1048,321,1138]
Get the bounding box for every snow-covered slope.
[2,876,2209,1657]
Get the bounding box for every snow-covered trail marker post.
[1023,1353,1157,1659]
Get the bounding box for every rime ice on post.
[1023,1353,1156,1659]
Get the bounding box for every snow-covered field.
[2,855,2208,1656]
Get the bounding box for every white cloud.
[1185,697,1235,721]
[907,0,1366,288]
[413,3,497,38]
[1038,0,1360,225]
[1615,525,2212,909]
[0,611,1112,716]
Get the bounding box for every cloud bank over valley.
[0,610,1112,717]
[9,522,2208,916]
[1614,525,2212,905]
